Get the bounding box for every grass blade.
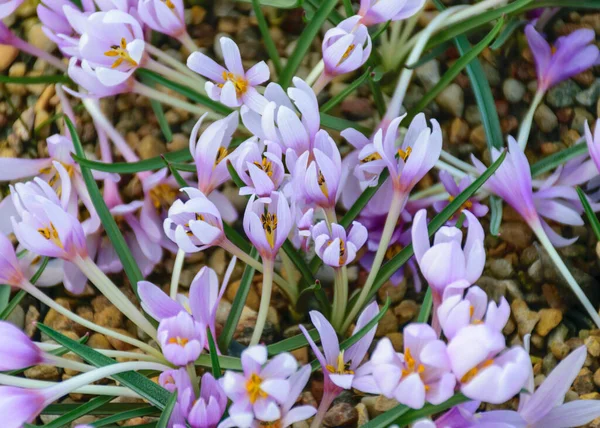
[0,74,70,84]
[42,396,114,428]
[416,288,432,323]
[206,329,221,378]
[320,112,371,134]
[491,17,526,50]
[267,329,319,356]
[489,195,503,236]
[42,403,153,415]
[251,0,282,76]
[67,117,144,291]
[577,187,600,241]
[150,99,173,142]
[73,148,192,174]
[92,407,160,427]
[320,68,371,113]
[156,392,178,428]
[530,142,587,177]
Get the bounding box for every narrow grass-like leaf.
[251,0,282,76]
[42,403,153,415]
[156,392,178,428]
[368,151,507,300]
[0,74,70,84]
[0,285,10,314]
[219,247,258,353]
[530,142,587,177]
[320,112,371,134]
[168,161,196,172]
[320,68,371,113]
[92,407,160,427]
[530,0,600,8]
[416,288,432,323]
[577,187,600,241]
[67,117,143,290]
[162,155,189,188]
[37,323,171,408]
[491,17,526,50]
[150,99,173,142]
[0,256,49,320]
[136,69,232,116]
[303,0,344,25]
[405,42,451,69]
[236,0,300,7]
[73,148,192,174]
[196,354,242,371]
[279,0,338,88]
[296,280,331,317]
[207,329,221,377]
[369,75,386,117]
[490,195,503,236]
[267,329,319,356]
[42,396,114,428]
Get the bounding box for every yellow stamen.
[246,373,267,404]
[37,223,63,249]
[259,421,282,428]
[253,157,274,177]
[261,212,278,249]
[167,337,189,346]
[40,162,75,197]
[360,152,382,163]
[385,243,403,260]
[337,44,356,65]
[448,195,473,212]
[215,147,229,166]
[218,71,249,96]
[149,184,178,211]
[325,351,354,375]
[317,171,329,198]
[460,359,494,383]
[162,0,175,8]
[104,38,138,69]
[398,146,412,162]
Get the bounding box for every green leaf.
[489,195,503,236]
[67,117,143,291]
[0,74,70,84]
[0,256,49,320]
[156,392,178,428]
[530,0,600,8]
[136,68,232,116]
[219,247,258,353]
[368,151,507,300]
[278,0,338,88]
[296,280,331,318]
[73,148,192,174]
[42,396,114,428]
[0,285,10,315]
[162,156,189,188]
[42,403,153,415]
[491,17,526,50]
[236,0,300,7]
[251,0,282,76]
[140,73,173,142]
[416,288,432,323]
[281,240,316,287]
[92,407,160,427]
[577,187,600,241]
[303,0,344,26]
[405,17,505,124]
[207,328,222,378]
[320,113,371,134]
[267,329,319,356]
[37,323,171,408]
[196,354,242,371]
[320,68,371,113]
[405,42,451,69]
[530,142,587,177]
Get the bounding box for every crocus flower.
[243,192,292,261]
[0,0,23,18]
[433,171,489,223]
[157,311,205,366]
[163,187,225,253]
[137,0,186,38]
[0,233,25,288]
[37,0,95,56]
[357,114,442,196]
[0,387,45,428]
[525,24,599,92]
[185,373,228,428]
[77,10,146,86]
[159,367,193,394]
[586,119,600,175]
[0,321,44,370]
[220,345,297,424]
[67,57,134,98]
[190,112,239,195]
[322,16,372,77]
[437,286,510,341]
[412,209,484,304]
[312,220,367,267]
[356,324,456,409]
[358,0,425,26]
[234,139,286,202]
[187,37,269,112]
[447,324,530,404]
[472,346,600,427]
[291,207,314,252]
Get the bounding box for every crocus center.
[246,373,267,404]
[469,305,483,325]
[397,147,412,162]
[215,147,229,166]
[219,71,248,96]
[337,44,356,65]
[326,351,354,375]
[448,195,473,211]
[261,212,278,249]
[168,336,189,346]
[317,171,329,198]
[360,152,382,163]
[259,421,282,428]
[253,157,273,177]
[402,348,425,377]
[104,38,138,69]
[327,238,346,265]
[161,0,175,9]
[149,184,178,211]
[40,162,75,197]
[385,243,403,260]
[38,223,63,248]
[460,359,494,383]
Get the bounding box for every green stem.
[177,31,199,54]
[517,89,545,150]
[186,363,200,396]
[170,249,185,299]
[331,266,349,332]
[250,258,274,345]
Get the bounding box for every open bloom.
[220,345,297,424]
[358,0,425,26]
[37,0,94,56]
[412,209,485,302]
[322,16,371,77]
[586,119,600,175]
[525,24,599,92]
[137,0,186,38]
[243,192,292,261]
[0,321,44,370]
[0,0,23,18]
[0,386,46,428]
[234,139,286,202]
[164,188,225,253]
[356,324,456,409]
[447,324,530,404]
[187,37,269,112]
[173,372,227,428]
[433,171,489,223]
[312,220,367,267]
[157,311,205,366]
[67,57,134,98]
[0,233,25,287]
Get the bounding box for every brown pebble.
[586,336,600,358]
[105,328,136,351]
[385,332,403,351]
[448,118,469,145]
[394,300,419,325]
[323,402,358,427]
[511,299,540,337]
[535,309,562,337]
[573,368,595,395]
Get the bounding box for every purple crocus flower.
[322,16,371,77]
[354,324,456,409]
[433,171,489,223]
[220,345,297,424]
[157,311,205,366]
[159,367,193,394]
[437,285,510,341]
[37,0,94,56]
[243,191,292,261]
[291,207,314,252]
[190,112,239,195]
[0,321,44,370]
[184,373,228,428]
[358,0,425,26]
[234,139,286,202]
[0,0,23,18]
[0,386,46,428]
[163,187,225,253]
[586,119,600,175]
[447,324,530,404]
[187,37,269,112]
[525,24,599,92]
[0,233,25,288]
[67,57,134,98]
[137,0,186,38]
[312,220,368,267]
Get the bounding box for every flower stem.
[145,43,204,83]
[186,362,200,396]
[331,266,349,332]
[145,58,198,88]
[440,149,479,175]
[311,391,337,428]
[250,258,274,345]
[37,343,164,362]
[43,354,94,372]
[178,32,199,54]
[170,249,185,299]
[312,72,332,96]
[8,35,67,72]
[75,256,158,340]
[305,60,325,86]
[435,159,468,179]
[533,224,600,328]
[517,89,545,150]
[341,190,405,332]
